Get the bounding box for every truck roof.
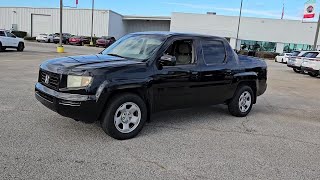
[130,31,226,40]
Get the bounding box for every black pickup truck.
[35,32,267,140]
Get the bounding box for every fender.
[232,71,259,103]
[95,78,154,121]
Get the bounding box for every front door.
[5,31,18,47]
[153,38,202,111]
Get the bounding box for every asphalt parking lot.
[0,42,320,180]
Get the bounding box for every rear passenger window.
[202,40,226,64]
[0,31,5,36]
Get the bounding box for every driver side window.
[6,32,16,38]
[164,39,195,65]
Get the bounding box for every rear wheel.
[101,93,147,140]
[228,86,254,117]
[47,39,51,43]
[17,42,24,52]
[0,42,3,52]
[308,72,319,77]
[293,68,301,73]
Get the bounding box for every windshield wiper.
[107,53,125,58]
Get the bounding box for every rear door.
[0,31,7,46]
[197,39,234,104]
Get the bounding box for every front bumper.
[287,64,300,69]
[301,67,319,74]
[36,38,48,41]
[96,42,107,47]
[35,83,100,123]
[69,41,81,45]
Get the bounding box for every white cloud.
[163,2,301,20]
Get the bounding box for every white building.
[0,7,170,40]
[0,7,319,53]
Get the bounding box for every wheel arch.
[232,72,258,104]
[97,86,152,123]
[236,80,257,104]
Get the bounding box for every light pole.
[90,0,95,46]
[57,0,64,53]
[235,0,243,50]
[313,13,320,50]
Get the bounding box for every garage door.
[32,14,51,37]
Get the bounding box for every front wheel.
[293,68,301,73]
[17,42,24,52]
[101,93,147,140]
[228,86,254,117]
[308,72,319,77]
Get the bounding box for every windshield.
[102,34,166,60]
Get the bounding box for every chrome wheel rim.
[238,91,252,113]
[114,102,141,134]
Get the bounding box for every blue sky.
[0,0,317,20]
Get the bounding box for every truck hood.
[40,54,144,73]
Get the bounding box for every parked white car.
[301,52,320,77]
[275,53,292,63]
[287,51,313,73]
[36,33,54,43]
[0,29,24,52]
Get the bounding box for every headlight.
[67,75,92,88]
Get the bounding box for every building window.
[240,40,276,52]
[283,43,313,52]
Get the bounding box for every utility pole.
[313,13,320,50]
[90,0,94,46]
[57,0,64,53]
[235,0,243,50]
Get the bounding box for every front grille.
[39,70,60,90]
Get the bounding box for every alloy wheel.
[114,102,141,134]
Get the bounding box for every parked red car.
[96,36,116,48]
[69,36,90,46]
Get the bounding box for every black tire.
[17,42,24,52]
[308,72,319,77]
[47,39,51,43]
[293,68,301,73]
[228,85,254,117]
[54,42,58,44]
[0,42,3,52]
[281,59,284,63]
[101,93,147,140]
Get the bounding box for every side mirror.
[159,55,176,66]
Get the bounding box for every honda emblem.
[44,75,50,84]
